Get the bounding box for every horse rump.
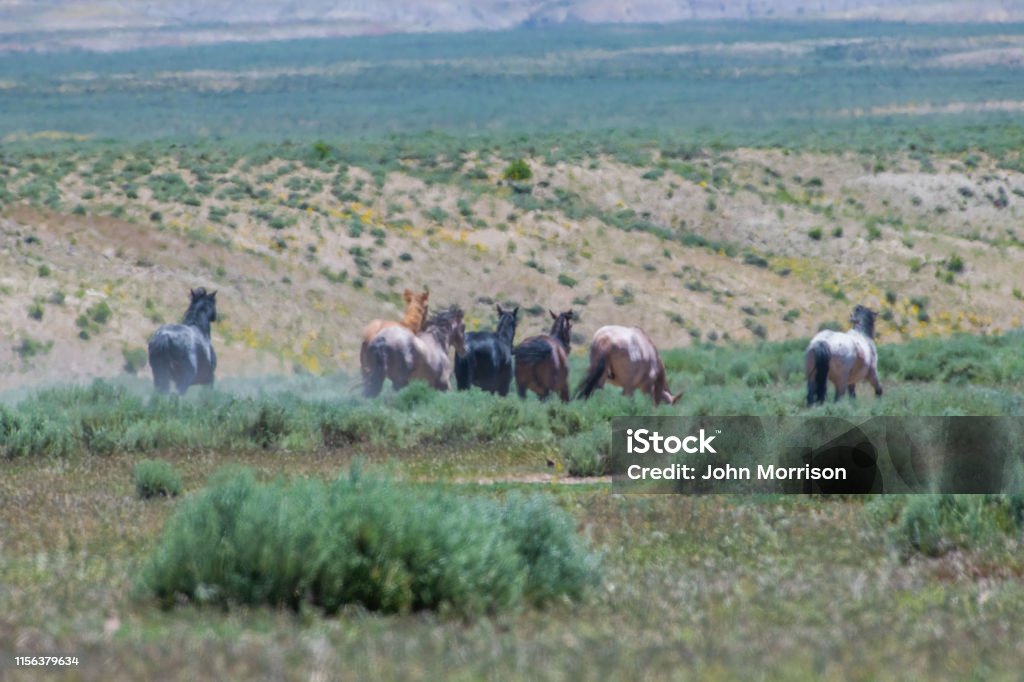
[511,338,555,364]
[362,338,390,398]
[148,330,186,394]
[805,341,831,406]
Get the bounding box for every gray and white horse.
[805,305,883,405]
[148,288,218,395]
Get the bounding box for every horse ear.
[496,304,504,315]
[512,306,519,317]
[189,288,195,299]
[403,289,413,302]
[421,289,430,302]
[671,391,684,406]
[210,290,217,300]
[550,310,557,320]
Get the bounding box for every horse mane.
[182,288,217,333]
[548,310,574,352]
[850,305,877,339]
[423,305,463,343]
[495,307,518,345]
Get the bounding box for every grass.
[133,458,183,499]
[4,452,1024,679]
[4,18,1024,677]
[3,330,1024,460]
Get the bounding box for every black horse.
[454,305,518,395]
[148,288,218,395]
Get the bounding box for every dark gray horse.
[148,288,218,394]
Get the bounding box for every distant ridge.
[3,1,1024,53]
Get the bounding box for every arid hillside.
[2,145,1023,390]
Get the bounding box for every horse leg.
[497,366,511,397]
[558,383,569,403]
[150,361,172,394]
[869,368,884,397]
[847,385,856,399]
[175,366,197,396]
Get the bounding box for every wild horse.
[805,305,883,405]
[362,306,466,397]
[148,288,218,394]
[512,310,574,402]
[575,325,682,406]
[454,305,518,395]
[360,288,430,379]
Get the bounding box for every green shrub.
[502,159,533,182]
[561,425,611,476]
[26,300,44,320]
[134,459,183,499]
[874,495,1024,558]
[122,347,148,374]
[140,469,598,615]
[15,336,53,359]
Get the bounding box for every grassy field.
[4,18,1024,681]
[1,334,1024,678]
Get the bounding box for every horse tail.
[806,340,830,406]
[148,332,175,394]
[453,348,470,391]
[575,350,607,401]
[363,340,388,398]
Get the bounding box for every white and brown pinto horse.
[362,306,465,397]
[575,325,682,406]
[805,305,883,405]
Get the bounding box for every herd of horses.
[148,287,884,408]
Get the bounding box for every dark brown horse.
[512,310,574,402]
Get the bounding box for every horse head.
[850,305,877,339]
[655,359,683,406]
[185,287,218,325]
[401,288,430,331]
[426,306,465,356]
[496,304,519,344]
[450,307,466,357]
[549,309,574,351]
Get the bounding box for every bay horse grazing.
[360,288,429,378]
[575,325,682,406]
[362,306,465,397]
[512,310,574,402]
[148,288,218,395]
[454,305,518,395]
[805,305,883,406]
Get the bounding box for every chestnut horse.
[575,325,682,406]
[362,306,465,397]
[805,305,883,405]
[360,288,429,378]
[512,310,574,402]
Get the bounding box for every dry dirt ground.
[2,148,1023,391]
